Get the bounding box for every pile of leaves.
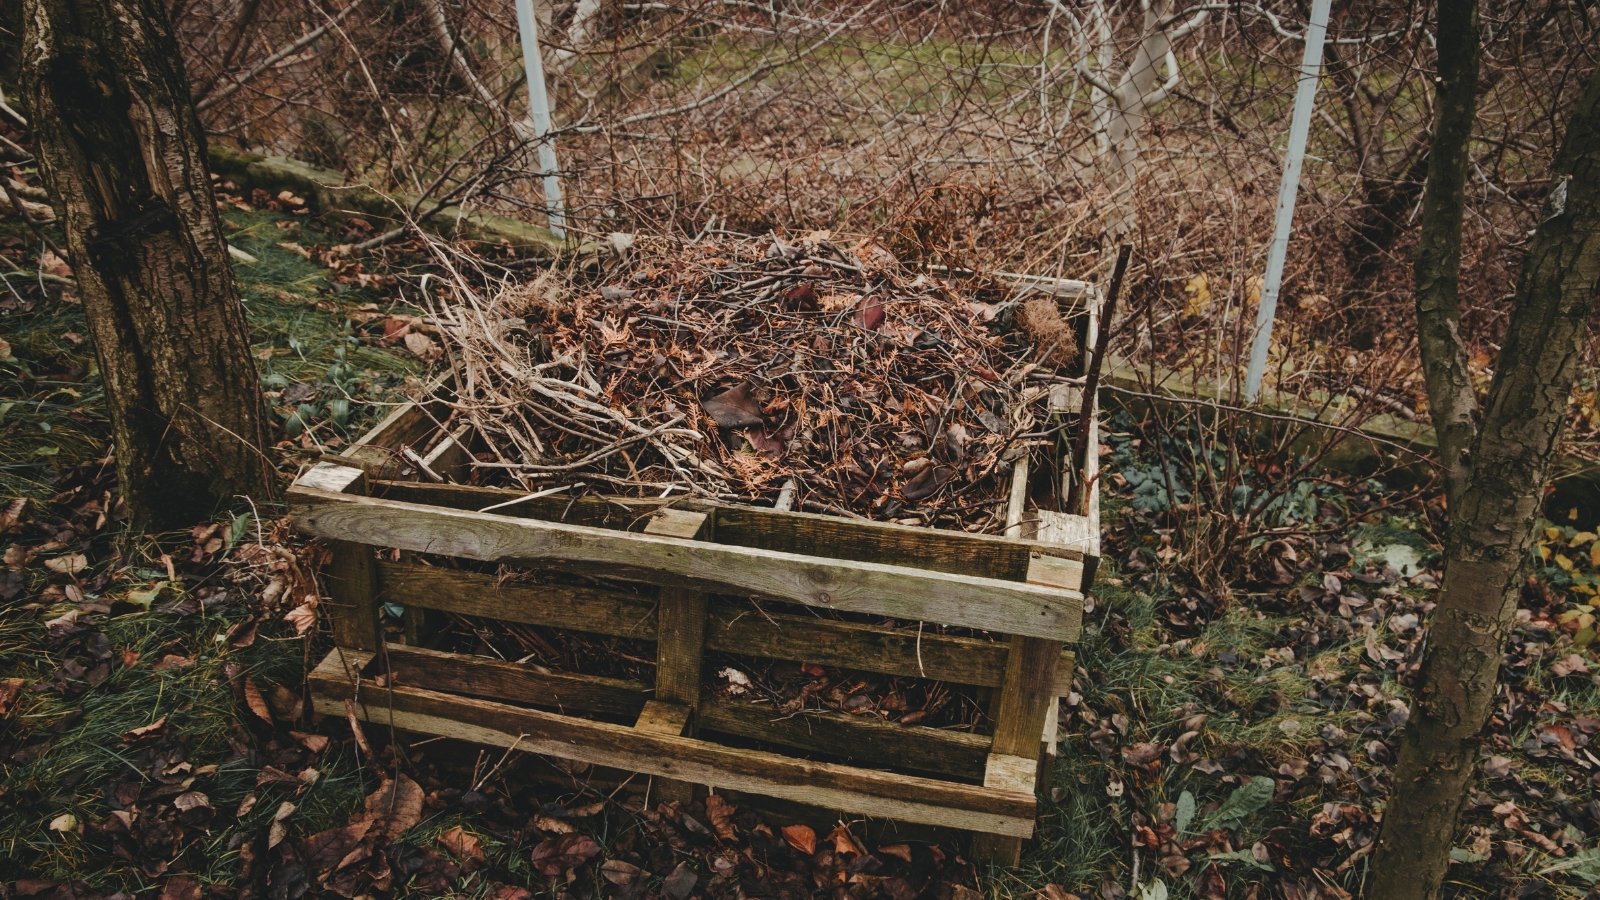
[433,233,1078,530]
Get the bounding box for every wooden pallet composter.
[294,279,1102,864]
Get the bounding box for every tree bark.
[22,0,275,529]
[1368,58,1600,900]
[1412,0,1482,506]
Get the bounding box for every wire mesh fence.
[177,0,1597,405]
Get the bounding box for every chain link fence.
[180,0,1596,398]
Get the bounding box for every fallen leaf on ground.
[122,715,169,742]
[354,775,424,841]
[702,383,765,429]
[781,823,816,855]
[438,825,484,863]
[530,832,601,876]
[44,553,87,575]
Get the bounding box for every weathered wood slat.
[310,656,1036,836]
[636,699,698,804]
[378,561,659,637]
[645,510,713,707]
[373,561,1075,693]
[989,554,1072,760]
[367,480,1090,586]
[355,644,991,780]
[377,643,650,719]
[290,487,1083,641]
[699,699,990,780]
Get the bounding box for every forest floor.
[2,189,1599,900]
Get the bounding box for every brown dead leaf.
[438,825,484,863]
[781,823,817,855]
[283,600,318,635]
[0,499,25,533]
[38,248,73,279]
[662,862,698,900]
[122,715,169,743]
[855,294,885,330]
[1551,653,1590,677]
[44,553,88,575]
[0,678,24,718]
[356,774,424,841]
[404,331,439,360]
[158,875,200,900]
[243,677,272,722]
[600,858,643,887]
[878,842,914,863]
[704,793,739,841]
[827,824,863,857]
[702,383,765,429]
[267,801,297,849]
[530,832,601,876]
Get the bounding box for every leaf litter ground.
[3,180,1599,898]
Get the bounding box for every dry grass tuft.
[1015,296,1079,370]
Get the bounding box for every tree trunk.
[1411,0,1482,507]
[1367,58,1600,900]
[22,0,275,529]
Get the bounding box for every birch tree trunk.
[22,0,275,529]
[1368,44,1600,900]
[1083,0,1205,241]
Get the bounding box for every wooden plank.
[369,480,1090,585]
[421,424,475,483]
[1035,511,1096,555]
[1005,457,1029,540]
[636,699,697,804]
[310,646,376,684]
[372,481,655,527]
[374,561,1077,693]
[983,753,1038,795]
[349,385,450,454]
[358,644,990,780]
[644,510,713,706]
[1037,511,1100,588]
[310,674,1037,836]
[987,643,1060,755]
[378,561,659,638]
[699,699,990,780]
[298,462,382,651]
[288,487,1083,641]
[970,752,1041,865]
[989,554,1076,758]
[643,509,712,807]
[636,700,692,735]
[294,460,366,493]
[376,643,650,719]
[707,504,1084,583]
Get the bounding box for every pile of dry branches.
[432,233,1077,530]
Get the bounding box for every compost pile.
[436,232,1076,531]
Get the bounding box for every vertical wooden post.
[327,541,381,651]
[638,507,712,806]
[298,463,380,651]
[971,552,1076,866]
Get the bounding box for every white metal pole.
[514,0,568,238]
[1243,0,1332,402]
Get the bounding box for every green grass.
[0,201,421,889]
[0,206,420,500]
[1000,576,1369,897]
